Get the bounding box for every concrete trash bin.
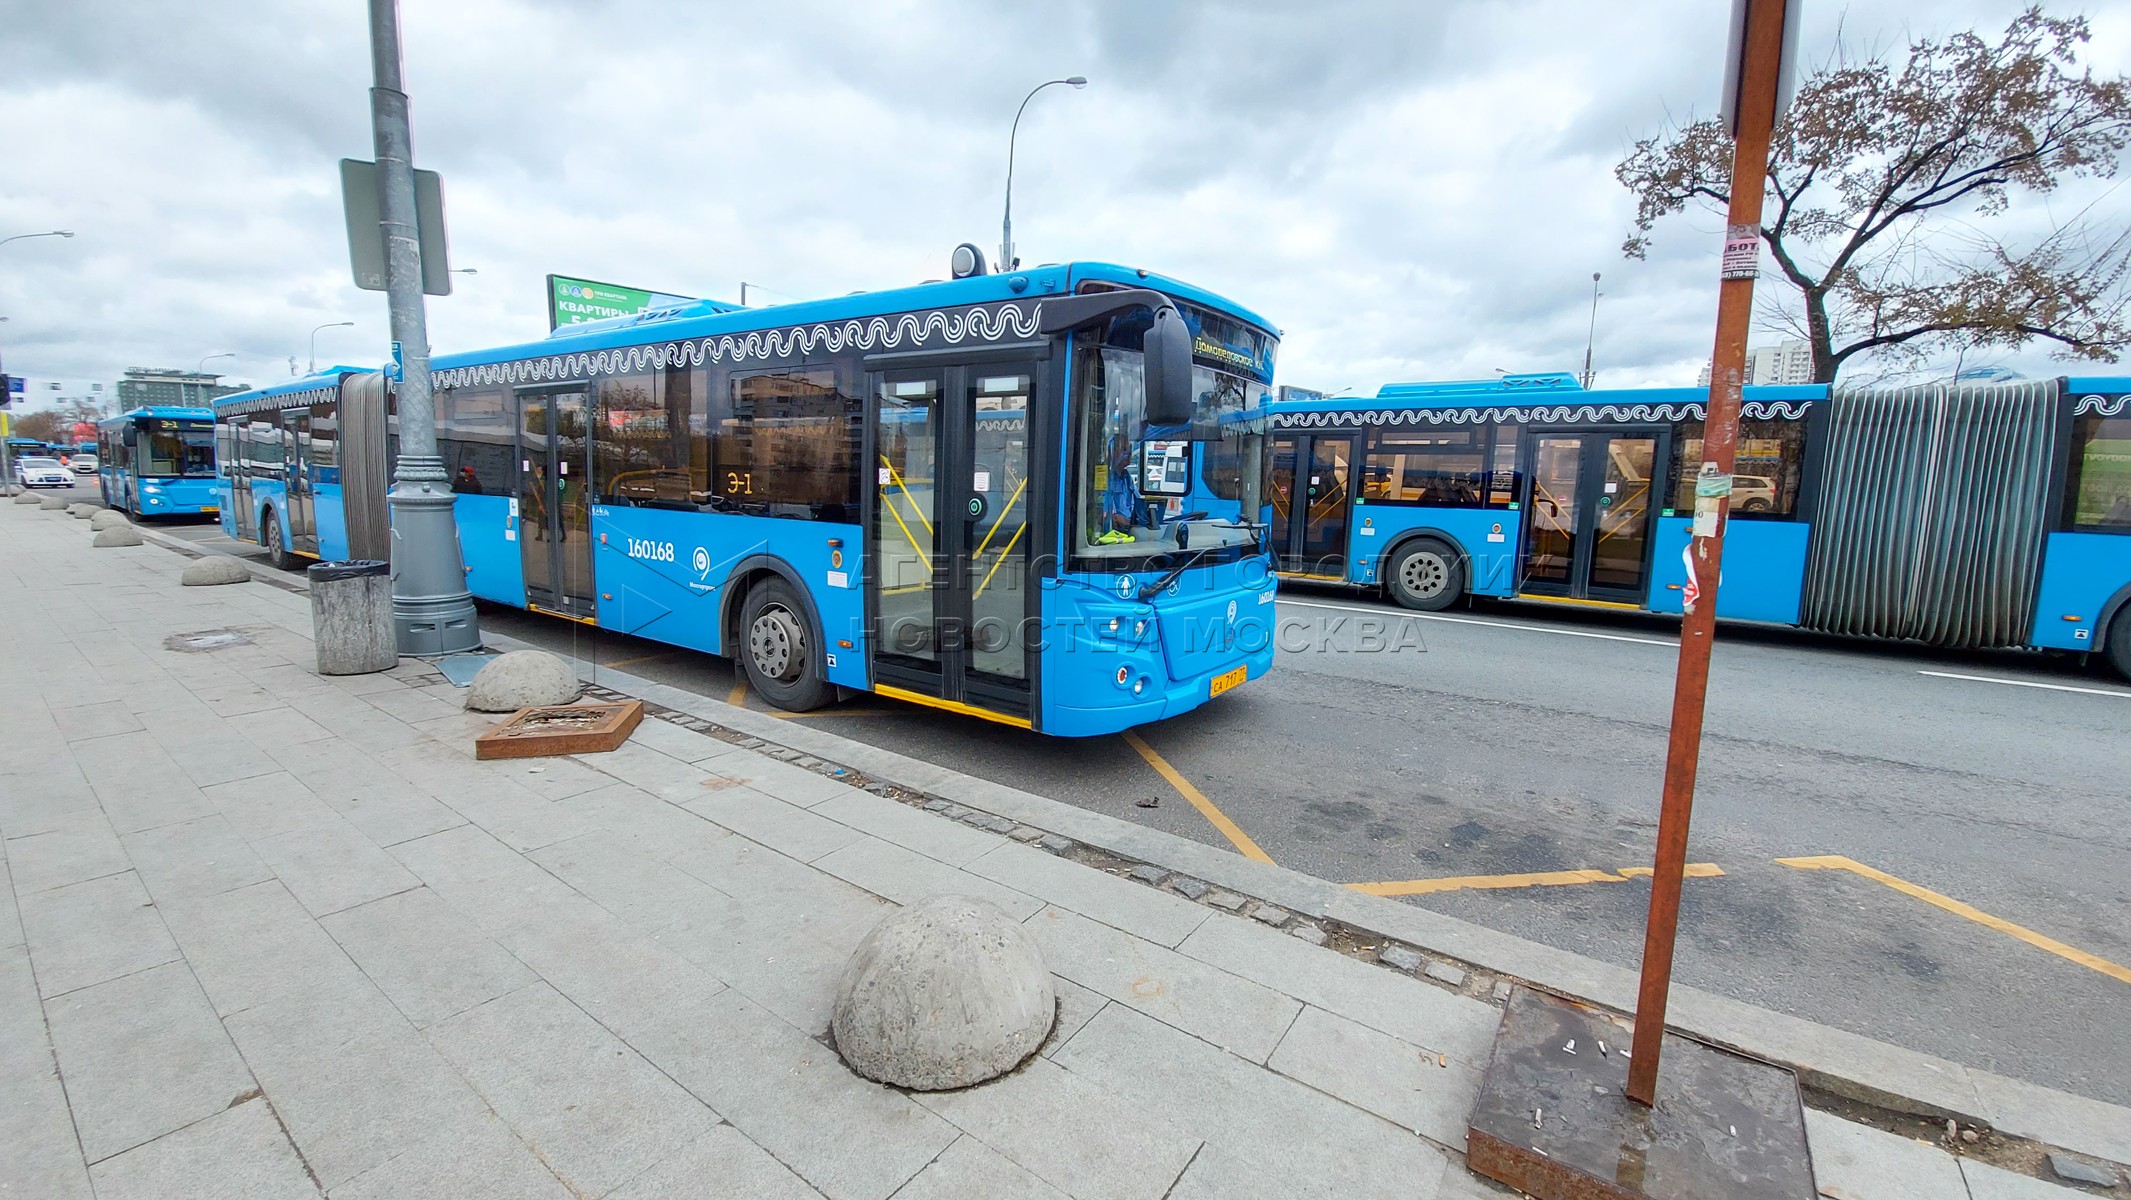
[308,559,396,675]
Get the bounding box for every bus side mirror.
[1144,304,1194,429]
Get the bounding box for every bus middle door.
[1270,432,1355,578]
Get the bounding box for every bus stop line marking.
[1776,855,2131,986]
[1276,598,1678,648]
[1348,863,1724,898]
[1120,731,1276,866]
[727,680,748,707]
[1916,670,2131,699]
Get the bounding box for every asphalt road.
[155,515,2131,1109]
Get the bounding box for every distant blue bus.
[1241,373,2131,678]
[215,260,1282,734]
[94,407,220,518]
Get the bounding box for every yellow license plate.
[1208,664,1248,699]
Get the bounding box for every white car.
[16,456,76,489]
[67,453,99,476]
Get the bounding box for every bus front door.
[868,361,1037,724]
[1268,432,1354,578]
[1519,430,1662,603]
[285,409,318,555]
[515,387,597,619]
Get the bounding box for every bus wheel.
[1385,539,1464,612]
[2107,610,2131,683]
[262,508,295,571]
[739,578,831,711]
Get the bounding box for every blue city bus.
[1240,373,2131,678]
[215,260,1281,734]
[95,407,221,518]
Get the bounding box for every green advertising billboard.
[546,274,696,330]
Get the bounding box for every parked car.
[1733,474,1778,512]
[67,453,99,476]
[17,456,76,489]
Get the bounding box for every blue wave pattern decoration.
[219,383,342,418]
[435,302,1043,390]
[2074,394,2128,417]
[1271,400,1814,429]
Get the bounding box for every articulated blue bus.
[95,407,221,518]
[1241,373,2131,678]
[215,260,1281,734]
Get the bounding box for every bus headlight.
[142,485,162,495]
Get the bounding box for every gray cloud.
[1,0,2125,411]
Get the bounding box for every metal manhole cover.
[163,628,255,653]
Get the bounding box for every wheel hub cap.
[1402,554,1446,597]
[749,606,803,682]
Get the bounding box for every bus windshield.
[142,424,216,477]
[1073,347,1266,561]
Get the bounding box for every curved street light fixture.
[0,230,75,250]
[1001,77,1087,273]
[309,321,356,373]
[197,352,236,375]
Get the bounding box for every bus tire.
[2107,610,2131,683]
[1384,538,1464,612]
[261,507,295,571]
[738,577,831,712]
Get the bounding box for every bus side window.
[2068,413,2131,530]
[716,368,860,522]
[1671,417,1806,517]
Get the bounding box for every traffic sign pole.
[1625,0,1794,1108]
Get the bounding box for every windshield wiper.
[1137,544,1220,601]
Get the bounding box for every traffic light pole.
[366,0,480,655]
[1624,0,1789,1108]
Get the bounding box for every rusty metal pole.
[1625,0,1790,1108]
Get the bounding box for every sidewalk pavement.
[1,502,2122,1200]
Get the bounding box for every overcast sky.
[3,0,2127,411]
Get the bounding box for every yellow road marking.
[1777,855,2131,986]
[1350,863,1723,897]
[726,680,747,707]
[601,652,673,669]
[1121,731,1274,865]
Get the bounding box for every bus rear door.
[284,408,318,555]
[515,386,597,619]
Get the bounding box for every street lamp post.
[309,321,355,374]
[1581,272,1602,389]
[195,354,237,405]
[0,230,75,250]
[1000,76,1086,273]
[367,0,479,654]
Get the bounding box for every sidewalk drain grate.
[163,628,255,653]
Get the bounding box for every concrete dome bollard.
[831,895,1055,1091]
[181,557,252,586]
[92,526,144,548]
[69,502,101,519]
[40,495,69,511]
[13,492,43,505]
[89,509,132,532]
[464,650,581,712]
